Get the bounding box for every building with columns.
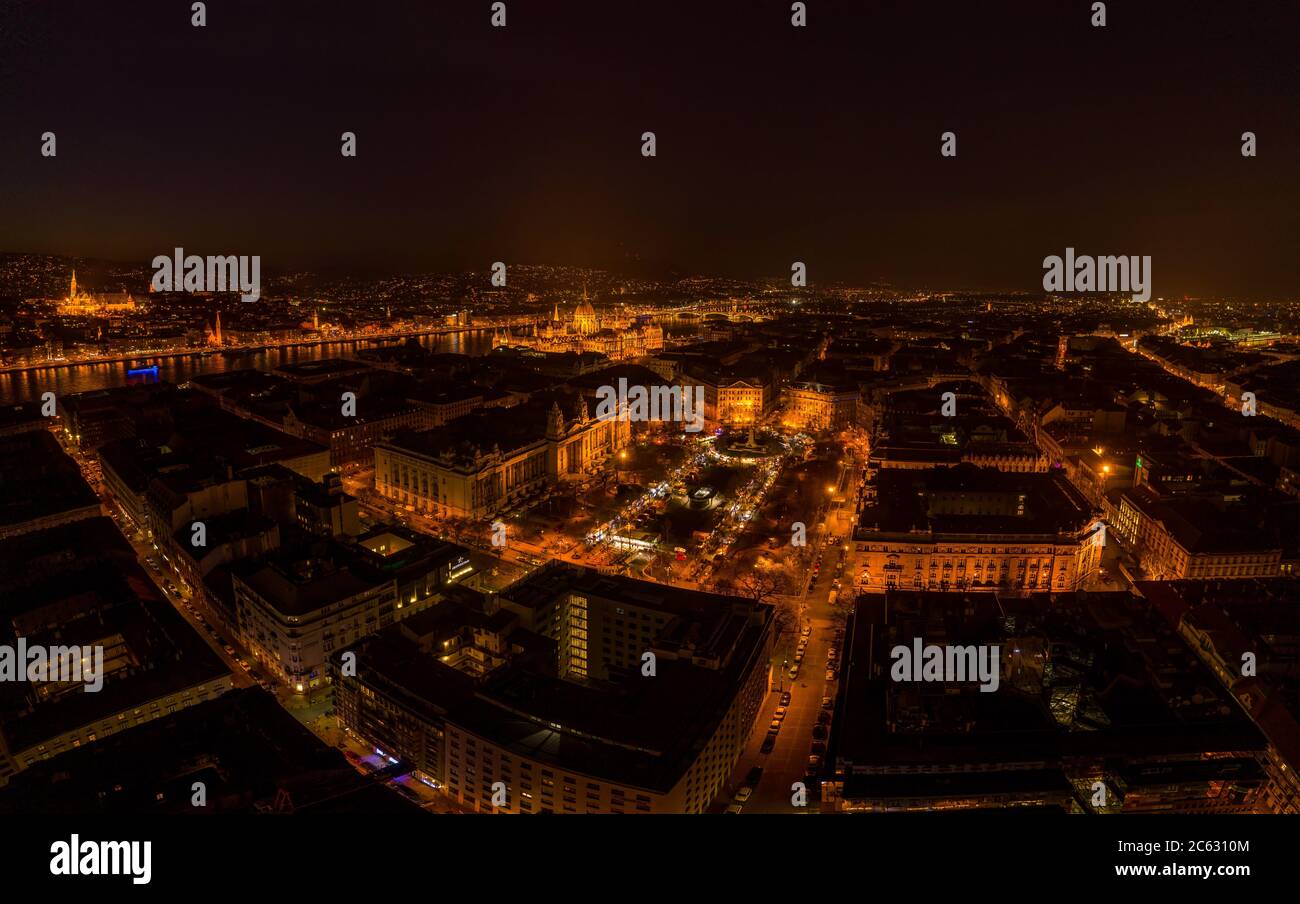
[374,393,631,520]
[854,464,1104,593]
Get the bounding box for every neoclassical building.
[374,394,631,520]
[854,465,1104,593]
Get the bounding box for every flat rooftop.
[856,464,1095,538]
[831,589,1265,775]
[0,429,100,532]
[0,518,231,754]
[348,565,772,793]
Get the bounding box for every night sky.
[0,0,1295,295]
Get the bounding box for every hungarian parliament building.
[491,295,665,361]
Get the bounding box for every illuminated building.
[374,394,630,520]
[230,527,471,693]
[56,270,137,316]
[1111,486,1285,580]
[333,564,774,813]
[783,380,859,431]
[854,465,1103,592]
[493,290,664,361]
[695,374,769,427]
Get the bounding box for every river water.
[0,330,496,403]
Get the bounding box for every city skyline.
[0,2,1296,886]
[1,0,1296,296]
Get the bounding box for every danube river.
[0,330,496,404]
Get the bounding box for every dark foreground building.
[822,589,1267,812]
[333,563,774,813]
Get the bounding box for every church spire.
[70,270,77,297]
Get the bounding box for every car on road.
[725,803,744,814]
[788,666,799,680]
[746,766,764,787]
[760,732,777,754]
[808,754,822,771]
[774,706,787,720]
[223,644,235,655]
[768,719,781,732]
[825,669,836,682]
[780,691,791,706]
[812,725,828,741]
[817,710,831,726]
[734,787,753,803]
[821,696,833,710]
[811,740,826,754]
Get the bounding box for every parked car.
[734,787,753,803]
[725,803,743,814]
[780,691,792,706]
[746,766,764,787]
[812,725,828,741]
[760,733,777,754]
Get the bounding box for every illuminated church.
[494,290,664,361]
[58,271,137,315]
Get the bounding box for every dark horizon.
[1,0,1296,297]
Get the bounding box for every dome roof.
[575,300,596,317]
